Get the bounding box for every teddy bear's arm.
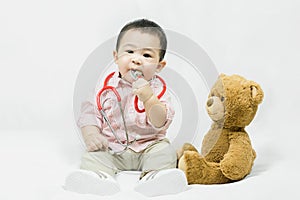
[220,131,256,180]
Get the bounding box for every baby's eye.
[220,96,225,101]
[126,50,134,54]
[143,53,152,58]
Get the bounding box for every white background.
[0,0,299,199]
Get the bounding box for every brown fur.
[178,74,263,184]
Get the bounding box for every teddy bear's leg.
[220,131,256,181]
[178,151,231,184]
[176,143,198,161]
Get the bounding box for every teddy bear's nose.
[207,98,214,107]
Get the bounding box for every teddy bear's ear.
[250,83,264,104]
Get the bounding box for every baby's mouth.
[130,70,144,80]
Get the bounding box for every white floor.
[1,128,299,200]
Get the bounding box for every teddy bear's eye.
[221,96,225,101]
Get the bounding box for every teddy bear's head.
[206,74,264,128]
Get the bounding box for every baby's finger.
[87,142,98,152]
[133,88,142,96]
[102,139,109,150]
[97,140,108,151]
[94,139,108,151]
[132,78,148,89]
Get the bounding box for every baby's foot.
[134,168,188,197]
[64,169,120,196]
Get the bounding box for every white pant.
[80,139,177,176]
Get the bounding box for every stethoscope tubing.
[95,71,167,154]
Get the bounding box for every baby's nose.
[131,56,142,65]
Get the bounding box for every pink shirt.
[77,71,175,152]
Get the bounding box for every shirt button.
[130,107,134,113]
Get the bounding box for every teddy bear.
[177,74,264,184]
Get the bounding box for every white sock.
[134,168,188,197]
[64,169,120,196]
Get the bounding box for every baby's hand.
[83,132,108,152]
[132,78,153,102]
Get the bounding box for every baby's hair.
[116,19,167,61]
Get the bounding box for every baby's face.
[114,29,166,83]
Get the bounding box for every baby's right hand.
[81,126,108,152]
[83,132,109,152]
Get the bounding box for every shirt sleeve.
[77,92,103,130]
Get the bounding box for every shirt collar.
[108,70,131,87]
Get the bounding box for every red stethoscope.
[96,71,166,113]
[95,71,167,154]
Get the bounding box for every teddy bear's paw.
[220,159,250,181]
[178,151,206,183]
[177,143,198,160]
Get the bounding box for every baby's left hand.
[132,78,153,102]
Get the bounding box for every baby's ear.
[156,60,166,73]
[250,82,264,104]
[113,51,118,63]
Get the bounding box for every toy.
[177,74,264,184]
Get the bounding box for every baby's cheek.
[143,67,156,80]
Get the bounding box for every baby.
[65,19,187,197]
